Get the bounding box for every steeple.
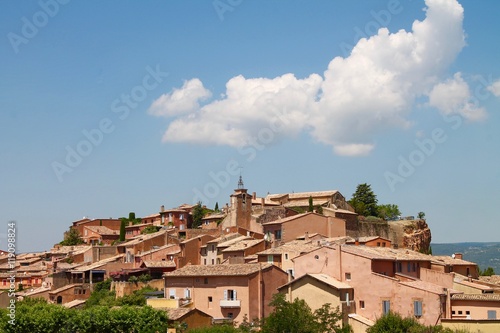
[237,175,244,190]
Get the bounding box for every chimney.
[261,197,265,208]
[454,253,463,260]
[252,192,256,200]
[160,205,165,212]
[355,238,360,246]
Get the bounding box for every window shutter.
[234,290,237,300]
[414,301,422,317]
[224,290,228,300]
[488,310,497,320]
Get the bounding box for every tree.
[349,183,378,217]
[261,293,317,333]
[308,196,314,212]
[480,267,495,276]
[60,227,85,246]
[119,219,126,242]
[141,225,159,234]
[192,202,205,228]
[214,202,219,212]
[314,303,350,333]
[417,211,426,219]
[316,205,323,215]
[377,204,401,220]
[367,312,467,333]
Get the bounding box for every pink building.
[163,263,288,324]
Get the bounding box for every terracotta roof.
[206,233,242,244]
[49,284,80,294]
[267,191,339,200]
[165,307,193,320]
[222,239,264,252]
[451,293,500,302]
[164,263,273,277]
[63,299,87,308]
[279,273,352,290]
[84,226,118,235]
[202,213,226,220]
[217,235,252,248]
[455,280,493,291]
[261,212,320,225]
[137,244,180,257]
[283,200,329,208]
[50,245,92,255]
[70,254,124,272]
[142,213,161,219]
[257,240,319,255]
[119,229,167,246]
[345,236,391,244]
[431,256,478,266]
[399,280,459,295]
[341,245,432,261]
[142,260,177,268]
[19,286,51,297]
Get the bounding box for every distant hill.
[431,242,500,273]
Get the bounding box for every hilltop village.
[1,179,500,332]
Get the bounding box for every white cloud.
[488,79,500,97]
[429,72,487,121]
[149,0,484,156]
[148,78,211,117]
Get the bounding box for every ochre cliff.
[347,218,431,252]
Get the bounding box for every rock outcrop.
[348,218,431,252]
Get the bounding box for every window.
[452,311,456,315]
[275,230,282,240]
[487,310,497,320]
[396,262,402,272]
[314,255,319,260]
[360,301,365,309]
[466,311,470,315]
[458,311,463,315]
[267,255,273,263]
[377,242,381,247]
[212,259,214,265]
[345,272,351,280]
[285,253,288,260]
[382,242,386,247]
[224,289,237,300]
[227,312,233,318]
[407,262,411,272]
[180,214,184,220]
[382,300,390,315]
[208,296,212,302]
[184,289,191,299]
[204,259,207,265]
[169,289,176,299]
[414,300,422,317]
[287,269,294,278]
[211,245,215,251]
[204,278,208,284]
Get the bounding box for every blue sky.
[1,0,499,253]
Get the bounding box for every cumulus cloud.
[148,78,211,117]
[488,79,500,97]
[149,0,483,156]
[429,72,487,121]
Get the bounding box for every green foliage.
[119,219,126,242]
[214,202,219,212]
[188,325,240,333]
[192,202,205,228]
[141,225,159,234]
[417,211,426,219]
[308,196,314,212]
[315,206,323,215]
[349,183,378,217]
[367,312,468,333]
[129,212,136,221]
[138,273,152,283]
[261,293,350,333]
[128,275,139,283]
[377,204,401,220]
[479,266,495,276]
[59,227,85,246]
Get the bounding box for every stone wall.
[111,279,164,298]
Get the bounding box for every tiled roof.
[257,240,319,255]
[202,213,226,220]
[267,191,338,200]
[49,284,80,294]
[451,293,500,302]
[345,236,391,244]
[399,280,459,295]
[70,254,124,272]
[164,263,273,277]
[137,244,180,257]
[206,233,242,244]
[341,245,432,261]
[84,226,118,235]
[165,307,193,320]
[119,229,167,246]
[222,239,264,252]
[142,260,177,268]
[63,299,87,308]
[283,200,329,207]
[279,273,352,290]
[217,235,251,248]
[50,245,92,255]
[455,280,493,291]
[431,256,477,266]
[261,212,317,225]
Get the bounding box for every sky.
[1,0,499,253]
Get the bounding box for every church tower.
[230,176,253,230]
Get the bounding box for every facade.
[163,263,288,324]
[82,226,119,245]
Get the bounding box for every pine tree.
[119,219,126,242]
[308,196,314,212]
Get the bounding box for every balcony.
[219,299,241,308]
